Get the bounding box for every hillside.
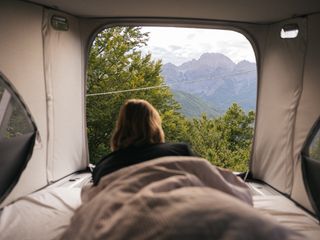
[173,90,220,118]
[161,53,257,113]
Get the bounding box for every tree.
[185,103,255,172]
[87,27,184,163]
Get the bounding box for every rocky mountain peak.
[199,52,234,65]
[161,52,257,113]
[235,60,255,70]
[179,52,235,71]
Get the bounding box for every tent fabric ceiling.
[25,0,320,23]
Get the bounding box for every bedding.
[60,156,303,240]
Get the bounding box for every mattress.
[0,173,91,240]
[248,181,320,240]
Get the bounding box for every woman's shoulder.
[95,149,123,166]
[155,142,194,156]
[161,142,190,148]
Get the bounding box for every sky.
[140,27,256,66]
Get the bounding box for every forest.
[86,26,255,172]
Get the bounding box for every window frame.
[84,21,258,172]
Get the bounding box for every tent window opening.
[86,26,257,172]
[302,118,320,219]
[309,130,320,161]
[0,73,37,203]
[0,81,34,139]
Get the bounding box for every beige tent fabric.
[26,0,320,24]
[42,9,87,182]
[251,18,307,195]
[0,0,48,207]
[291,14,320,213]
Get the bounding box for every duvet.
[60,156,302,240]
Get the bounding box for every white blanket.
[60,156,303,240]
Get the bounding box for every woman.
[92,99,194,185]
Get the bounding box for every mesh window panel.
[309,130,320,160]
[0,73,37,203]
[302,118,320,219]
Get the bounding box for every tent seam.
[41,7,50,185]
[289,18,308,196]
[250,24,271,175]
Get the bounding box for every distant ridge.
[161,52,257,114]
[173,90,221,118]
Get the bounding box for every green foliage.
[0,82,34,138]
[87,27,183,163]
[173,90,220,118]
[5,101,34,138]
[184,104,255,171]
[87,26,255,172]
[310,132,320,160]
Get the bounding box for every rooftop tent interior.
[0,0,320,237]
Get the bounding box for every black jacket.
[92,142,194,185]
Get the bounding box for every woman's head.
[111,99,165,151]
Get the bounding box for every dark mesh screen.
[302,118,320,220]
[0,74,37,203]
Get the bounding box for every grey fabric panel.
[251,18,307,194]
[42,9,87,181]
[291,14,320,213]
[0,0,47,207]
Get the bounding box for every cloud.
[187,33,196,39]
[145,46,184,65]
[141,26,256,65]
[169,45,182,51]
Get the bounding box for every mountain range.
[161,52,257,117]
